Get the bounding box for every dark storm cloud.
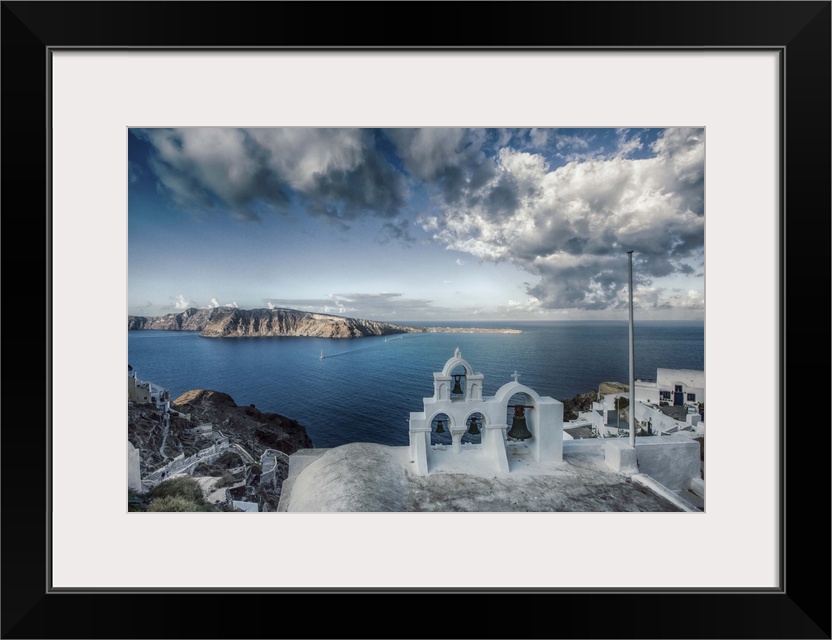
[385,128,498,207]
[305,151,408,220]
[138,128,293,221]
[137,128,408,223]
[481,173,520,217]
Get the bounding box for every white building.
[575,367,705,438]
[127,364,171,411]
[575,392,630,437]
[127,441,142,491]
[635,368,705,407]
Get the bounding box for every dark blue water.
[127,321,703,448]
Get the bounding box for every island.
[127,307,522,338]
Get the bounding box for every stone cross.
[512,370,520,382]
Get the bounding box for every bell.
[467,417,480,435]
[435,419,445,434]
[507,406,533,440]
[451,375,464,395]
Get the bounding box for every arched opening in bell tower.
[448,364,467,399]
[430,412,452,446]
[506,391,536,442]
[461,411,485,445]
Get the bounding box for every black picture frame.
[2,2,829,638]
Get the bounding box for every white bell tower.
[408,349,564,475]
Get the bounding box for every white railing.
[142,439,259,488]
[259,448,290,489]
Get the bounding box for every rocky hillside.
[128,307,522,338]
[128,389,313,478]
[171,389,313,456]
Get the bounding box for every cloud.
[172,294,195,310]
[500,297,543,314]
[528,128,551,148]
[128,160,143,184]
[614,129,644,158]
[263,298,331,310]
[322,293,355,315]
[136,128,703,316]
[555,133,591,151]
[326,292,448,318]
[386,128,497,206]
[137,128,408,224]
[377,218,415,244]
[661,288,704,309]
[262,292,451,319]
[206,298,238,309]
[419,128,705,311]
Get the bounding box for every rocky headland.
[172,389,313,455]
[128,307,522,338]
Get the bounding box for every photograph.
[3,0,827,636]
[127,126,706,513]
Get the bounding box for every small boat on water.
[319,350,324,359]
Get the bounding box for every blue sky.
[128,127,704,321]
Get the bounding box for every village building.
[127,441,142,491]
[566,369,705,439]
[127,364,171,410]
[634,367,705,407]
[129,365,272,509]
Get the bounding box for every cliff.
[128,389,313,477]
[128,306,216,332]
[128,307,521,338]
[171,389,313,455]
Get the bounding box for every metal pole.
[627,250,635,448]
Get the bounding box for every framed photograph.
[4,2,829,638]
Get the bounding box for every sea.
[127,320,704,449]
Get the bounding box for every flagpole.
[627,250,635,448]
